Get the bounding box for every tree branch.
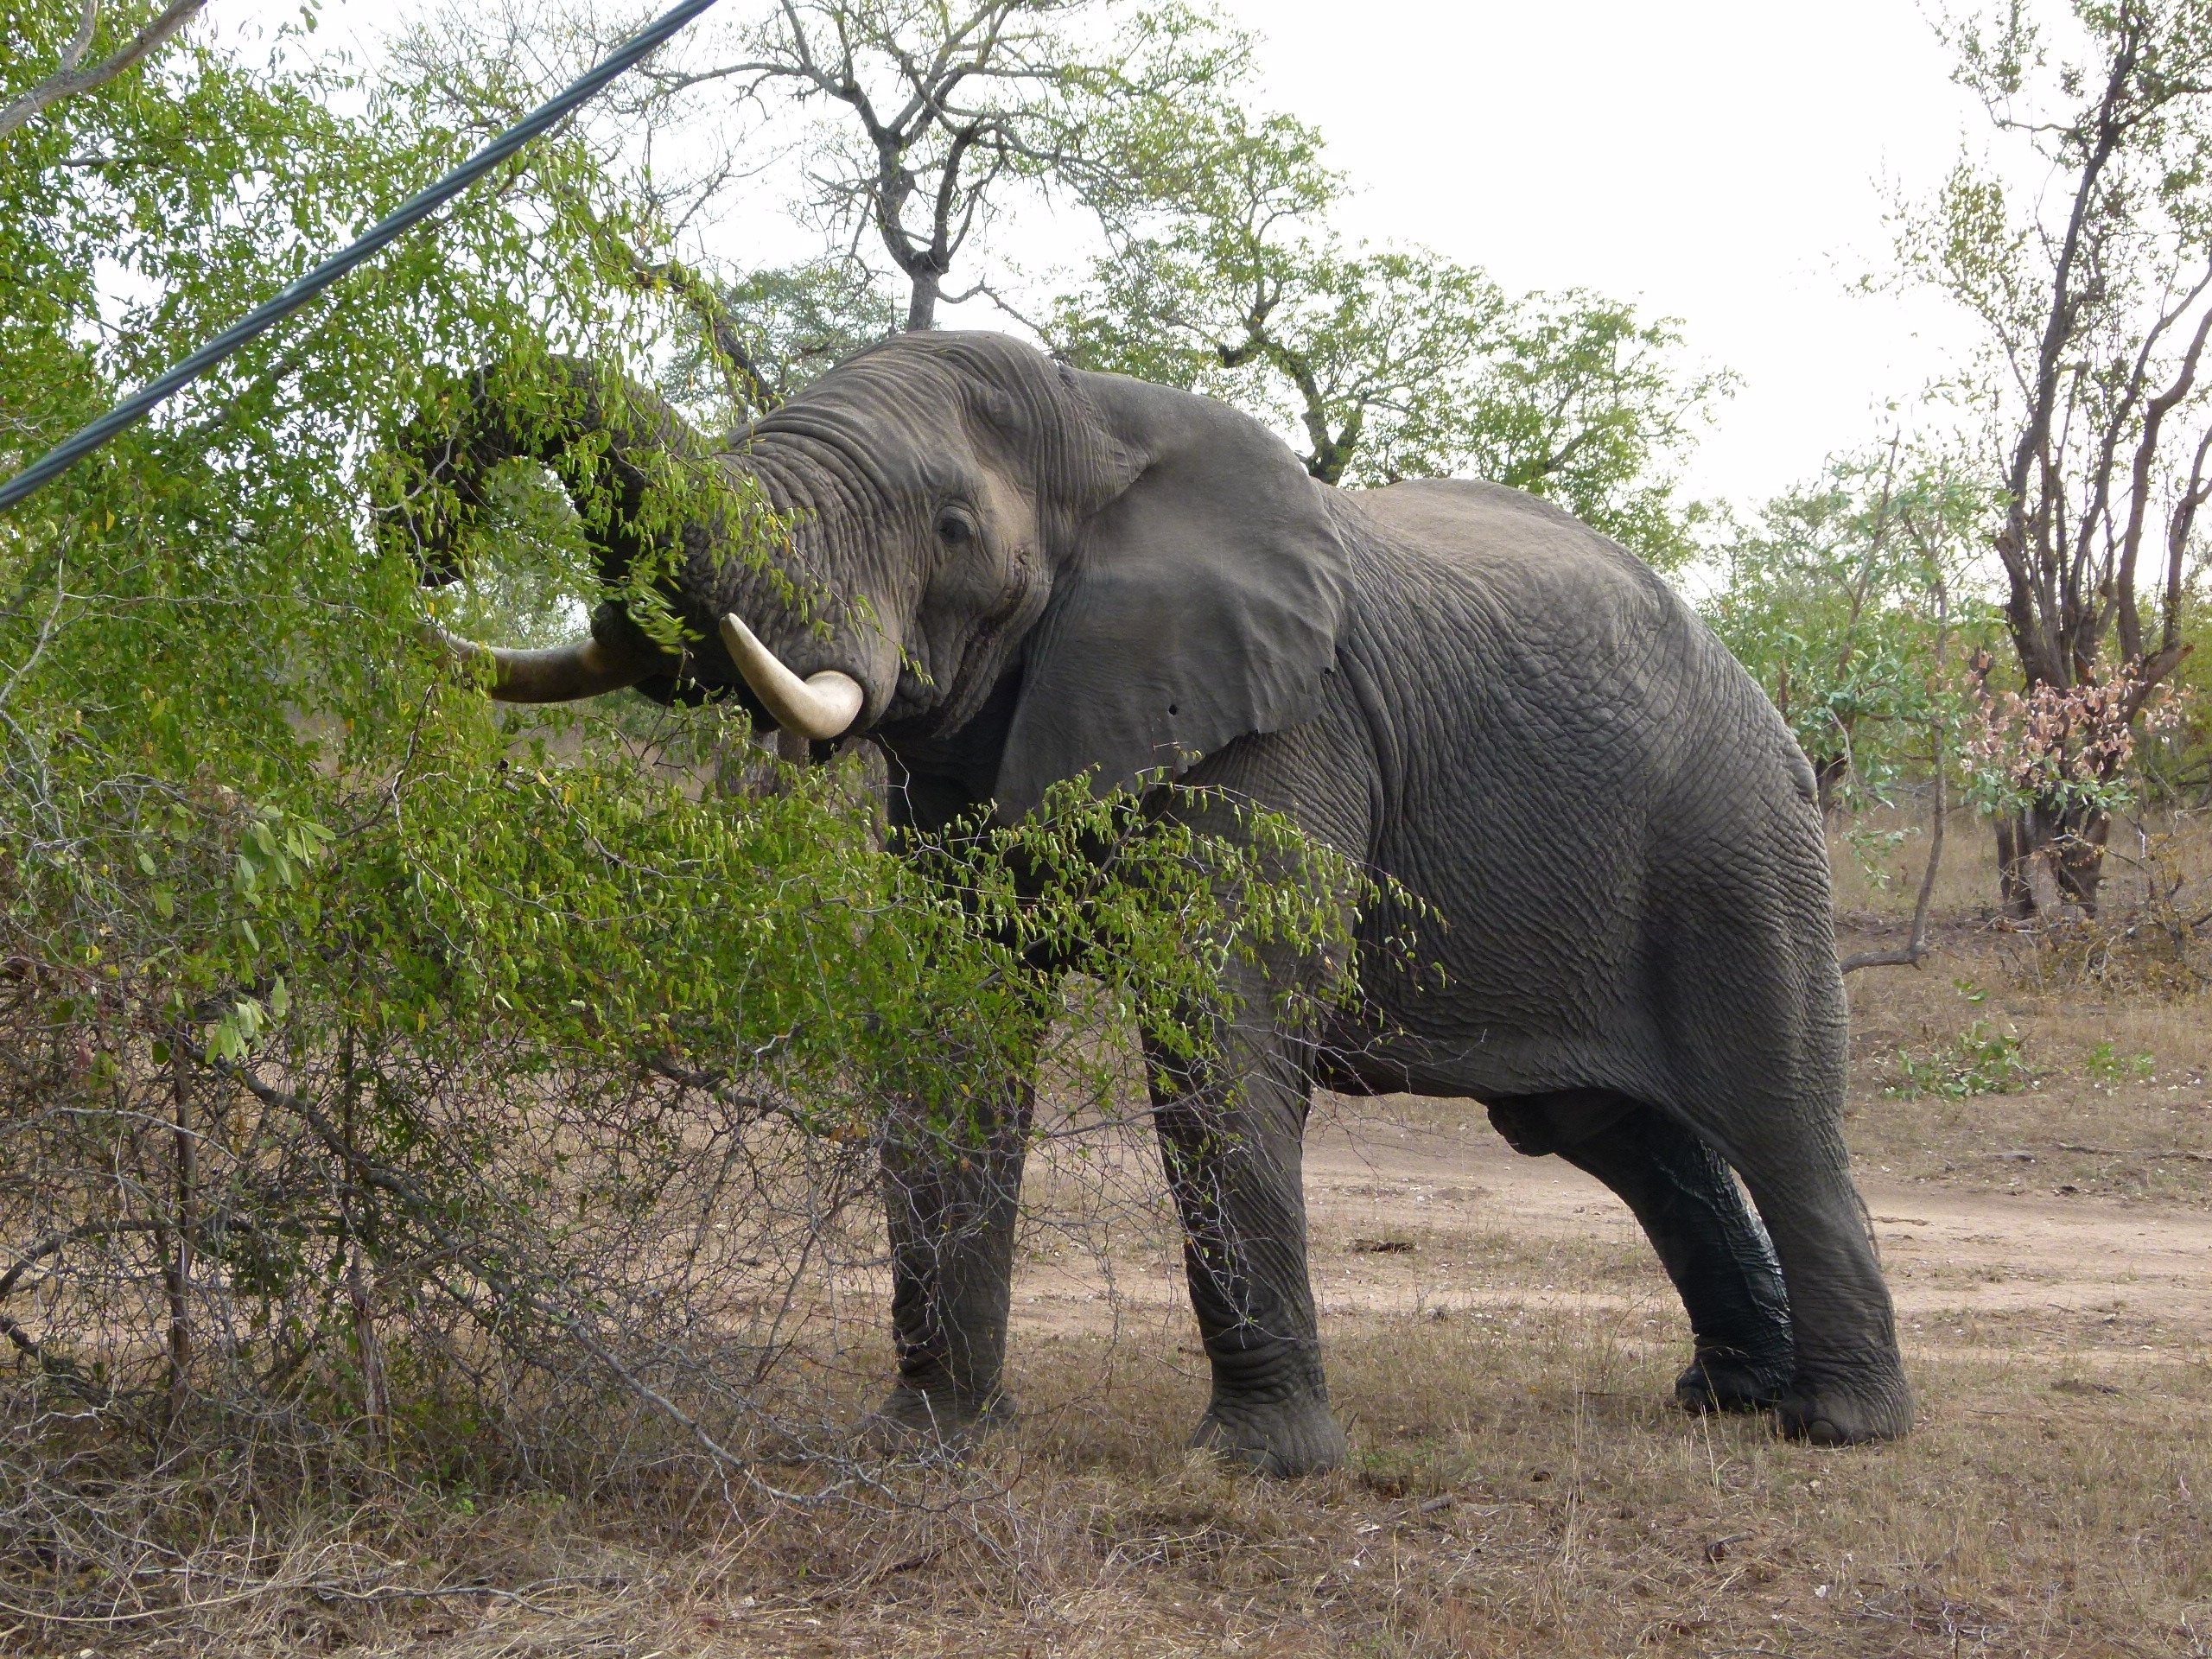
[636,257,775,416]
[1998,23,2138,688]
[0,0,210,143]
[2117,291,2212,657]
[2164,422,2212,657]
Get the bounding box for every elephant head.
[426,333,1352,817]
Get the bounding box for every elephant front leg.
[1149,1032,1347,1478]
[871,1077,1034,1449]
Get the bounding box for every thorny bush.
[0,735,1371,1617]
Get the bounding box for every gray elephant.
[419,330,1911,1476]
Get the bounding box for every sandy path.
[1009,1103,2212,1357]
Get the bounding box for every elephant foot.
[1674,1345,1793,1415]
[1777,1361,1915,1446]
[860,1384,1013,1459]
[1191,1394,1347,1478]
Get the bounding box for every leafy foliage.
[1961,652,2187,820]
[660,258,901,423]
[1886,1020,2036,1098]
[1053,97,1727,563]
[2085,1039,2156,1084]
[0,0,1370,1580]
[1706,445,1997,812]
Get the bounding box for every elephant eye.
[936,511,974,546]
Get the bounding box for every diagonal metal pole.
[0,0,719,513]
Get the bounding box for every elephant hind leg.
[1486,1090,1795,1413]
[1723,1134,1914,1445]
[1658,1062,1911,1442]
[1649,886,1911,1441]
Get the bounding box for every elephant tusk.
[718,613,865,742]
[427,626,664,703]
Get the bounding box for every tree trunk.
[906,269,939,333]
[1813,753,1851,822]
[1994,802,2109,920]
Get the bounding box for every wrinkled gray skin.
[462,330,1911,1475]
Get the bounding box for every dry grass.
[54,1287,2204,1656]
[22,807,2212,1657]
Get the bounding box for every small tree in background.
[1052,99,1728,564]
[1897,0,2212,917]
[1707,443,1994,819]
[661,258,903,421]
[1707,442,2005,971]
[657,0,1245,333]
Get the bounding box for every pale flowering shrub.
[1961,651,2186,820]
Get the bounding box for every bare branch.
[2165,422,2212,654]
[2117,289,2212,655]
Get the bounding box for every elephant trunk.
[396,357,703,701]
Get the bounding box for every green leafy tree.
[0,0,764,1448]
[1707,445,1995,817]
[1894,0,2212,915]
[0,0,206,140]
[1457,293,1730,567]
[1054,99,1726,564]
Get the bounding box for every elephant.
[415,329,1912,1477]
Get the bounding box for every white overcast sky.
[298,0,1996,515]
[1191,0,1992,509]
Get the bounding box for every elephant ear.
[991,372,1352,820]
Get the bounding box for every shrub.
[1886,1020,2035,1099]
[0,10,1376,1630]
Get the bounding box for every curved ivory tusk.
[718,613,865,742]
[428,628,662,703]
